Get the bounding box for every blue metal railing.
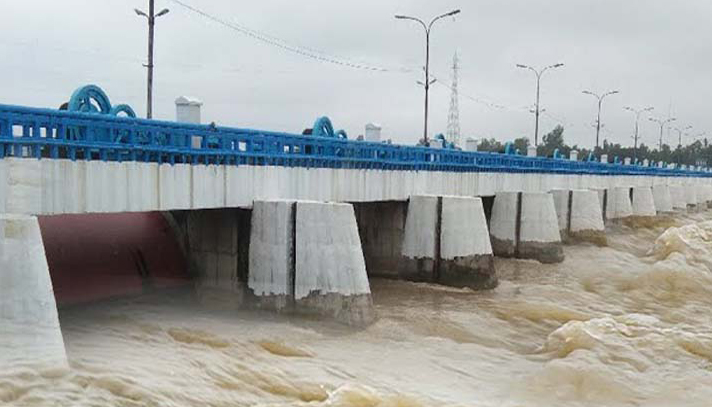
[0,103,708,177]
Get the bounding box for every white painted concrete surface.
[402,195,438,259]
[685,185,698,207]
[570,190,605,233]
[440,196,493,259]
[490,192,519,243]
[631,187,657,217]
[520,192,561,243]
[248,200,293,297]
[0,157,711,215]
[670,186,688,210]
[0,214,66,367]
[652,185,673,212]
[606,187,633,220]
[295,201,370,299]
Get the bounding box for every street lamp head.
[445,9,461,17]
[394,14,408,19]
[552,63,564,68]
[582,90,595,96]
[516,64,528,69]
[134,8,148,17]
[156,8,170,17]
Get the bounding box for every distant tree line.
[476,125,710,167]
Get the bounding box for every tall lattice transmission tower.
[446,52,461,146]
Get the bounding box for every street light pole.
[624,106,654,163]
[582,90,619,149]
[396,9,461,145]
[516,63,564,146]
[135,0,170,119]
[672,125,693,148]
[648,117,676,150]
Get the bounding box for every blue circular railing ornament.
[110,104,137,118]
[68,85,113,114]
[553,148,562,159]
[67,85,136,118]
[586,152,596,162]
[312,116,347,139]
[504,142,516,155]
[65,85,139,143]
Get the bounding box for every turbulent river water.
[5,210,712,406]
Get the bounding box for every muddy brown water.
[4,210,712,406]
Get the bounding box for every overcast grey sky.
[1,0,711,148]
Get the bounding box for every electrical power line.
[168,0,403,73]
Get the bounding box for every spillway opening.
[481,195,495,228]
[38,212,192,307]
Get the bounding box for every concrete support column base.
[490,192,564,264]
[0,214,67,368]
[604,187,633,223]
[551,189,606,246]
[652,185,673,213]
[400,195,497,289]
[670,186,688,211]
[248,200,375,327]
[684,185,699,212]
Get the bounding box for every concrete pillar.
[0,214,67,368]
[527,146,537,157]
[570,150,579,161]
[600,154,608,164]
[490,192,564,263]
[248,200,375,326]
[670,185,688,210]
[643,159,649,167]
[606,187,633,221]
[551,189,606,245]
[401,195,496,289]
[465,138,479,152]
[652,185,673,213]
[364,123,382,143]
[685,185,698,211]
[631,187,656,217]
[624,157,632,165]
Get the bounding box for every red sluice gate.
[39,212,190,305]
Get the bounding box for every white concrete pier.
[401,195,496,289]
[652,185,673,213]
[631,187,657,217]
[606,187,633,221]
[248,200,375,326]
[551,189,606,244]
[670,186,688,210]
[685,185,699,211]
[490,192,563,263]
[0,214,67,368]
